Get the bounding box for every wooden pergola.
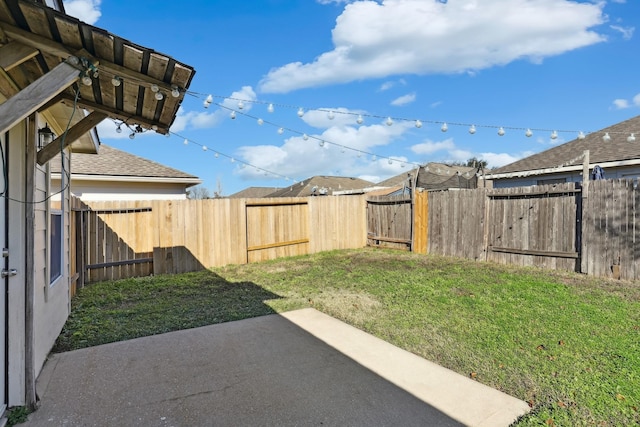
[0,0,195,163]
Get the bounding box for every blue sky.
[63,0,639,196]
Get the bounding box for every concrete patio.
[25,308,529,426]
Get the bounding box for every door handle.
[1,269,17,278]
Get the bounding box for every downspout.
[24,116,36,410]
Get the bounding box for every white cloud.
[170,87,257,132]
[391,93,416,106]
[260,0,606,93]
[613,98,630,109]
[481,152,531,168]
[611,93,640,110]
[610,25,635,40]
[411,138,455,155]
[62,0,101,24]
[378,79,407,91]
[235,116,413,182]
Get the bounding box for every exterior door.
[0,132,7,414]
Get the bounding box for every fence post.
[580,150,590,274]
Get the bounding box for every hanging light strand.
[193,93,639,139]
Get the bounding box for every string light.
[525,129,533,137]
[441,122,448,132]
[111,76,122,87]
[629,133,636,143]
[603,132,611,142]
[551,130,558,140]
[415,119,422,128]
[277,127,284,135]
[257,118,264,125]
[297,107,304,117]
[578,131,586,140]
[327,110,335,120]
[154,92,164,101]
[357,115,364,125]
[267,103,275,113]
[171,86,180,98]
[230,111,236,119]
[385,117,393,126]
[469,124,476,134]
[497,127,505,136]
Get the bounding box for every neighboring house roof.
[377,168,419,187]
[267,176,374,197]
[229,187,282,198]
[487,115,640,178]
[51,145,200,185]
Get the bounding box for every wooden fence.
[426,180,640,281]
[73,196,367,284]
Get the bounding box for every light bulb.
[319,140,325,147]
[202,146,208,151]
[372,155,377,161]
[111,76,121,87]
[115,124,122,134]
[237,101,244,109]
[150,84,159,93]
[183,139,188,145]
[81,75,92,86]
[230,158,235,163]
[297,107,304,117]
[203,94,213,108]
[154,91,164,101]
[497,127,505,136]
[277,127,284,135]
[328,110,335,120]
[441,122,448,132]
[230,111,236,119]
[628,133,636,143]
[214,153,219,158]
[388,159,393,165]
[551,130,558,140]
[257,118,264,125]
[415,120,422,128]
[401,163,406,168]
[171,86,180,97]
[151,125,158,131]
[578,131,586,140]
[129,132,135,140]
[356,115,364,125]
[385,117,393,126]
[267,103,274,113]
[303,134,309,140]
[469,125,476,134]
[603,132,611,142]
[525,128,533,137]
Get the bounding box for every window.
[50,210,62,283]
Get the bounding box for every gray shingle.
[267,176,374,197]
[52,144,198,180]
[489,115,640,175]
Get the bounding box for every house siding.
[491,165,640,189]
[33,149,71,377]
[51,178,190,201]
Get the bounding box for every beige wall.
[51,177,189,201]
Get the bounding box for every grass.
[54,248,640,426]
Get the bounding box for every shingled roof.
[229,187,282,198]
[487,115,640,177]
[377,163,478,190]
[267,176,373,197]
[51,144,200,183]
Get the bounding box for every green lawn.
[54,248,640,426]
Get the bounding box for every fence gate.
[78,206,154,284]
[366,195,413,250]
[485,183,582,271]
[245,200,310,263]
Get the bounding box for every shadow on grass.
[53,269,282,353]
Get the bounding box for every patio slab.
[26,308,529,426]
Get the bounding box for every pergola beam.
[0,41,39,71]
[60,94,168,134]
[0,22,179,93]
[0,59,82,136]
[37,111,107,165]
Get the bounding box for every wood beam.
[0,60,81,136]
[0,66,20,98]
[0,22,180,93]
[0,41,39,71]
[60,94,168,134]
[37,111,107,165]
